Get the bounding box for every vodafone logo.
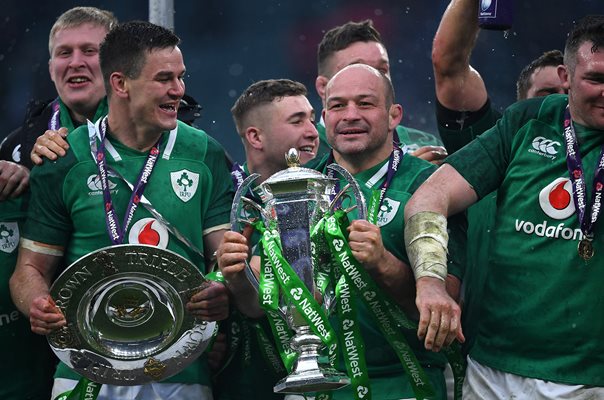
[538,177,575,219]
[128,218,169,248]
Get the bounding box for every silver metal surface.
[48,244,215,385]
[229,148,367,393]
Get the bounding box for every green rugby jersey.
[447,94,604,385]
[314,153,466,399]
[24,120,233,386]
[0,195,55,399]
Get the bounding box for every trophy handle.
[229,173,265,295]
[326,163,367,220]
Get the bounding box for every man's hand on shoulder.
[0,160,29,200]
[410,145,448,165]
[31,127,69,165]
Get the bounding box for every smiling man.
[0,7,115,170]
[218,67,466,400]
[406,15,604,399]
[10,21,233,400]
[231,79,318,184]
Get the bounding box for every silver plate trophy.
[230,148,366,393]
[48,244,216,385]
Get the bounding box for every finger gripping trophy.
[230,148,366,393]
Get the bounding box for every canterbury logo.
[532,137,560,155]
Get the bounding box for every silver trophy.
[48,244,216,385]
[230,148,366,393]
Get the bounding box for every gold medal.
[578,238,594,261]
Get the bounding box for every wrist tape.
[404,211,448,281]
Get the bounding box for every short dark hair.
[231,79,308,135]
[317,20,383,77]
[564,15,604,73]
[100,21,180,96]
[516,50,564,100]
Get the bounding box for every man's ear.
[315,75,329,105]
[110,72,128,98]
[388,104,403,131]
[557,65,571,90]
[245,126,263,150]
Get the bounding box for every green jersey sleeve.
[23,152,77,246]
[445,97,547,199]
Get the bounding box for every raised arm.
[432,0,488,112]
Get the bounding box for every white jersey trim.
[203,223,230,236]
[162,127,178,160]
[20,238,64,257]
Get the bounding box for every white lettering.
[514,219,583,241]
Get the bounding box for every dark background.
[0,0,599,163]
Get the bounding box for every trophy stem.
[274,325,349,393]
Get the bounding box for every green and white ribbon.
[324,210,436,400]
[260,228,338,353]
[54,378,101,400]
[258,232,298,372]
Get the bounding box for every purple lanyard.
[562,105,604,258]
[48,99,61,130]
[326,130,402,211]
[92,117,162,244]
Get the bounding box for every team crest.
[376,198,400,227]
[170,169,199,203]
[0,222,19,254]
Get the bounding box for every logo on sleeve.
[539,177,575,219]
[170,170,199,203]
[528,137,560,159]
[0,223,19,253]
[87,174,117,195]
[376,198,400,227]
[128,218,169,248]
[11,144,21,163]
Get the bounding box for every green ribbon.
[325,210,436,400]
[441,342,466,400]
[256,223,297,372]
[335,276,372,400]
[54,378,101,400]
[260,227,338,354]
[252,320,288,377]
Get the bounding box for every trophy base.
[274,366,350,393]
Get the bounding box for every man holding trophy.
[10,21,233,400]
[218,64,465,399]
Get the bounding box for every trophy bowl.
[230,148,367,394]
[48,244,216,385]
